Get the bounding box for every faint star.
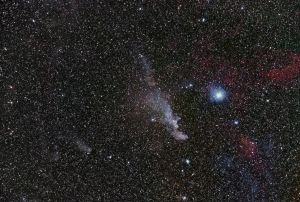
[185,159,191,165]
[181,80,194,90]
[197,18,206,23]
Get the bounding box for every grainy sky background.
[1,0,300,201]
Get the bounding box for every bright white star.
[209,84,228,103]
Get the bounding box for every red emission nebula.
[186,43,300,197]
[190,46,300,107]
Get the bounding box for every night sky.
[1,0,300,201]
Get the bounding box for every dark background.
[1,0,300,201]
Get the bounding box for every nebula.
[146,90,188,140]
[137,53,188,140]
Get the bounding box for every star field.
[1,0,300,201]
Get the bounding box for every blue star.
[234,120,239,125]
[209,84,228,104]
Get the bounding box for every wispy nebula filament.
[137,53,188,140]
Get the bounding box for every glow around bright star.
[215,91,225,99]
[234,120,239,125]
[209,84,228,103]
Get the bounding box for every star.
[198,17,206,23]
[151,117,156,122]
[215,91,224,99]
[234,120,239,125]
[209,84,228,103]
[1,1,298,201]
[181,80,194,90]
[185,159,191,165]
